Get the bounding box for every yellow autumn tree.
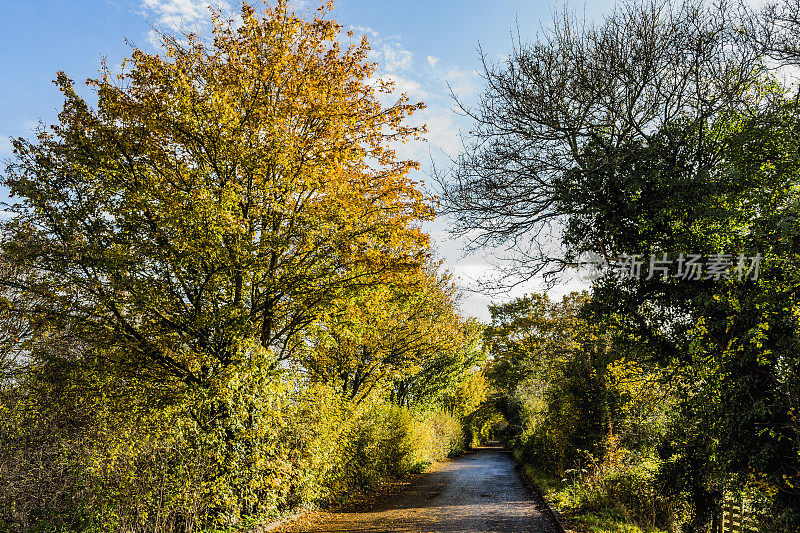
[299,260,468,405]
[2,0,432,389]
[0,2,437,526]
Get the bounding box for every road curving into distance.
[277,445,563,533]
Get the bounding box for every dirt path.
[277,446,561,533]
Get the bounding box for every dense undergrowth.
[489,291,797,532]
[0,357,465,532]
[516,450,669,533]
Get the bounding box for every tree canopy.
[2,0,432,390]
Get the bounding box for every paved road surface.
[278,446,561,533]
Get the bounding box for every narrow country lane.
[277,446,561,533]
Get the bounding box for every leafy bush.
[0,356,463,532]
[516,437,672,533]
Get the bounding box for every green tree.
[483,293,614,465]
[299,260,481,407]
[438,0,762,284]
[438,0,800,526]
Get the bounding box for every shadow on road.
[278,445,560,533]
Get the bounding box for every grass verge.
[514,454,666,533]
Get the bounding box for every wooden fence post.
[719,494,758,532]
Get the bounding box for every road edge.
[512,457,571,533]
[248,455,460,533]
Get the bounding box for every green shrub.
[0,358,463,532]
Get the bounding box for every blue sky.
[0,0,616,318]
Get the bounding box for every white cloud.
[441,66,480,100]
[350,27,414,74]
[349,25,379,38]
[451,262,499,285]
[459,293,495,321]
[420,107,462,156]
[141,0,212,25]
[139,0,231,31]
[146,28,164,48]
[377,73,427,100]
[348,28,478,163]
[381,42,413,72]
[287,0,310,11]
